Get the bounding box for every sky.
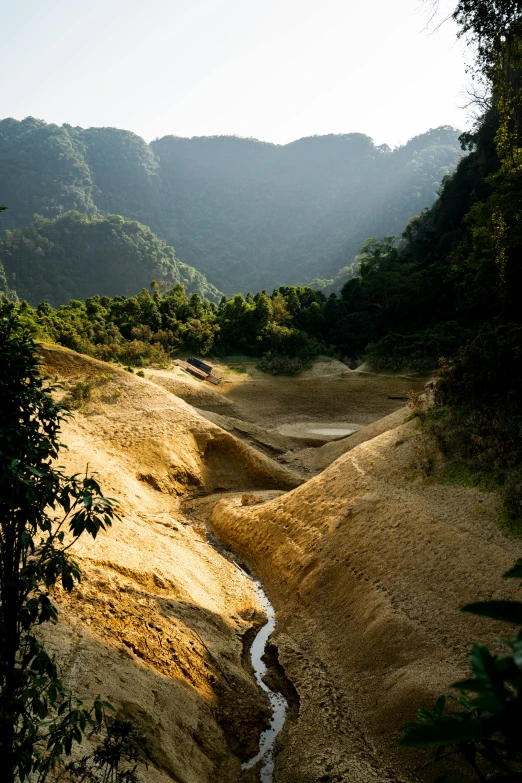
[1,0,470,148]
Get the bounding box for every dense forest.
[0,118,462,298]
[0,103,510,373]
[0,212,221,306]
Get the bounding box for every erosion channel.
[206,531,289,783]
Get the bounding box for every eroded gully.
[206,531,289,783]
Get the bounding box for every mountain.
[0,211,221,306]
[0,117,463,297]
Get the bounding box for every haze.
[2,0,467,146]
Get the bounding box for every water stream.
[206,533,288,782]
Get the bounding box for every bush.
[434,322,522,468]
[64,719,148,783]
[365,322,472,373]
[258,353,305,375]
[94,340,170,368]
[63,373,113,409]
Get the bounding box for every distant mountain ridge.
[0,117,463,300]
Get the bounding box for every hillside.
[36,345,520,783]
[0,118,463,295]
[0,211,221,306]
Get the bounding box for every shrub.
[365,322,472,373]
[63,719,148,783]
[94,340,170,368]
[63,374,114,410]
[434,323,522,468]
[0,311,118,781]
[258,353,305,376]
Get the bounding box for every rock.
[241,493,264,506]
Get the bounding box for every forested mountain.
[0,212,221,306]
[0,117,462,297]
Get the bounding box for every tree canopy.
[0,211,221,307]
[0,118,463,295]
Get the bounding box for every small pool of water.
[307,427,355,437]
[276,421,362,441]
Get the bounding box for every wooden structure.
[174,357,222,384]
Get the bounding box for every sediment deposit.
[41,348,520,782]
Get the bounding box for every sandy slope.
[205,419,522,782]
[281,407,409,471]
[39,347,521,783]
[40,346,301,782]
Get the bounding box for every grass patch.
[436,460,522,538]
[496,511,522,539]
[63,373,115,410]
[438,462,504,493]
[226,364,247,374]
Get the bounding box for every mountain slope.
[0,211,221,305]
[0,118,463,294]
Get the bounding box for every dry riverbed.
[41,348,518,783]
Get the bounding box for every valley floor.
[41,349,520,783]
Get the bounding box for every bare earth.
[40,348,520,783]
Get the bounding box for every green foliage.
[365,322,472,372]
[0,118,463,295]
[0,118,96,229]
[63,374,114,410]
[0,212,221,307]
[433,323,522,469]
[401,560,522,781]
[0,284,331,372]
[61,719,148,783]
[257,353,307,376]
[0,310,119,782]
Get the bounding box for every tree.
[0,308,118,782]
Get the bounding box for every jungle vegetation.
[0,119,462,297]
[0,211,221,307]
[401,0,522,778]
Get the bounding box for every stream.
[206,533,288,782]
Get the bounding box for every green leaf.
[401,716,486,747]
[469,644,505,698]
[451,678,487,693]
[462,601,522,625]
[512,636,522,669]
[432,695,446,720]
[93,704,102,728]
[503,559,522,580]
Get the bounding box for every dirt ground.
[39,347,520,783]
[153,358,428,468]
[207,358,427,429]
[204,421,522,783]
[40,346,303,783]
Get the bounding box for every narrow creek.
[206,532,288,782]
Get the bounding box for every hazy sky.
[1,0,469,147]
